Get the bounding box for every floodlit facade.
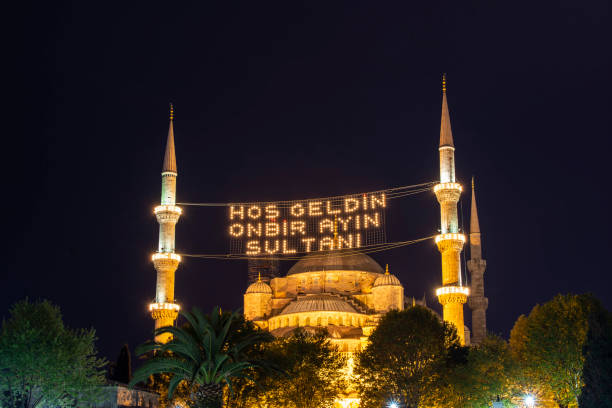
[244,251,403,407]
[146,79,489,406]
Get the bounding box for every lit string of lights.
[176,181,437,208]
[180,235,436,261]
[175,181,438,259]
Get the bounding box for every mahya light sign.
[228,192,387,255]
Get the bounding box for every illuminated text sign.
[228,193,387,255]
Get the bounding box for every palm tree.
[130,307,273,408]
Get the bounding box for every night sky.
[4,1,610,361]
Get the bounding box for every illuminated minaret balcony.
[149,302,181,322]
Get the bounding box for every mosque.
[147,77,488,407]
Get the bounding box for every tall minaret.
[434,75,469,345]
[467,178,488,345]
[149,104,182,343]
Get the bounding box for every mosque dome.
[245,280,272,294]
[373,266,402,287]
[287,251,384,275]
[280,294,357,315]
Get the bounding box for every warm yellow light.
[152,252,182,262]
[154,205,182,215]
[436,286,470,296]
[149,302,181,312]
[435,233,466,244]
[433,182,462,193]
[336,398,361,408]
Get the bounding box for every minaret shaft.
[435,78,468,345]
[467,178,488,345]
[150,108,181,343]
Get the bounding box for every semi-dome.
[245,280,272,294]
[373,265,402,287]
[287,251,384,275]
[280,294,357,315]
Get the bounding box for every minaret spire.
[150,104,182,343]
[440,74,454,148]
[162,104,177,174]
[468,177,488,345]
[470,177,482,259]
[434,75,469,345]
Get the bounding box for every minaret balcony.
[152,252,181,272]
[433,182,462,193]
[434,182,462,202]
[467,296,488,310]
[436,286,469,305]
[435,233,466,252]
[154,205,182,223]
[152,252,182,262]
[149,302,180,320]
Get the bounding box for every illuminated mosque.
[147,77,488,407]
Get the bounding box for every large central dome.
[287,251,384,275]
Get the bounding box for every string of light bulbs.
[176,181,437,208]
[179,235,436,261]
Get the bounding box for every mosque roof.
[287,251,384,275]
[245,280,272,294]
[373,273,401,287]
[279,294,358,315]
[373,264,402,287]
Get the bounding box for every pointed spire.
[162,104,177,174]
[439,74,454,147]
[470,176,482,259]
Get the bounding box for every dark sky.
[3,1,610,361]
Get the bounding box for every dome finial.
[257,271,261,282]
[385,264,389,275]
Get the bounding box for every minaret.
[434,75,469,345]
[149,104,182,343]
[467,178,488,345]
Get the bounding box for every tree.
[108,343,132,384]
[355,306,461,408]
[130,306,273,408]
[0,299,107,408]
[441,334,515,408]
[235,328,347,408]
[578,299,612,408]
[509,293,601,408]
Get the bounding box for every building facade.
[146,80,489,406]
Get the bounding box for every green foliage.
[229,328,347,408]
[440,334,515,408]
[0,298,107,408]
[355,306,461,408]
[130,306,273,408]
[509,293,601,408]
[578,300,612,408]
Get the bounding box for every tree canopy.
[355,306,461,408]
[0,298,106,408]
[131,306,273,408]
[509,293,603,408]
[577,298,612,408]
[229,328,347,408]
